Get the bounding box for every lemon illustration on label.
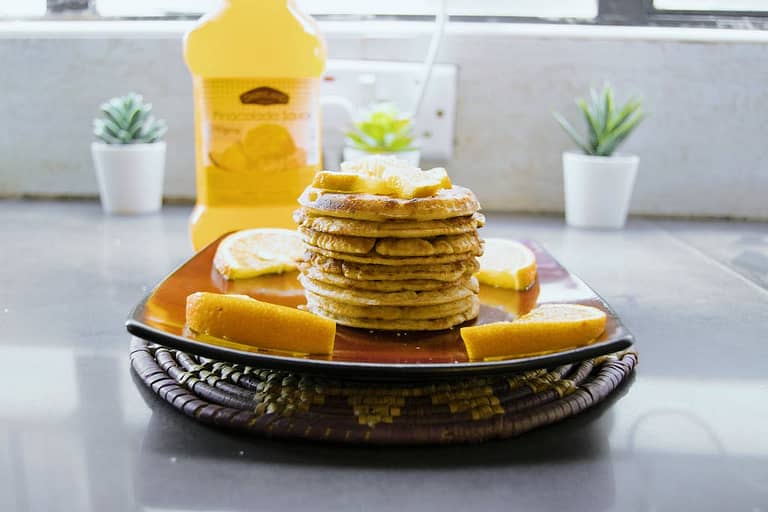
[242,124,296,162]
[209,142,249,172]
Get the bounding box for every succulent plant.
[346,103,416,153]
[554,84,644,157]
[93,93,167,144]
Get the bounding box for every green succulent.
[93,93,167,144]
[554,84,644,157]
[346,103,416,153]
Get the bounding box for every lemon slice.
[476,238,537,290]
[461,304,607,360]
[186,292,335,355]
[213,228,304,280]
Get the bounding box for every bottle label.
[195,77,321,206]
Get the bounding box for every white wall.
[1,22,767,219]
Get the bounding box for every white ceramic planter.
[562,151,639,229]
[343,146,421,167]
[91,142,166,215]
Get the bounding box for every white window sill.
[1,19,768,44]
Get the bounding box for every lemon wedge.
[213,228,304,280]
[186,292,335,354]
[476,238,537,290]
[461,304,607,360]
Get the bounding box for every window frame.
[606,0,768,29]
[6,0,768,30]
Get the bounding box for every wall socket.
[321,60,457,162]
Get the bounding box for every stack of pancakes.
[294,185,484,331]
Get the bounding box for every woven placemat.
[130,337,637,445]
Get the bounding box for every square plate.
[126,237,634,380]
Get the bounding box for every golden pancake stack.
[294,156,484,331]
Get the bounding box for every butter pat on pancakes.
[312,155,452,199]
[186,292,335,354]
[461,304,607,360]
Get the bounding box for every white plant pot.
[562,151,639,229]
[91,142,166,215]
[342,146,421,167]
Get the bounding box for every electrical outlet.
[321,60,457,161]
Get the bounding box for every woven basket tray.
[130,337,637,445]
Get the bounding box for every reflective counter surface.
[2,200,766,512]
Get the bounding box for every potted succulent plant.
[344,103,420,166]
[554,84,644,228]
[92,93,168,214]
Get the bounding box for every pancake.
[305,297,480,331]
[299,274,479,306]
[298,185,480,222]
[374,232,481,257]
[294,210,486,239]
[298,264,468,292]
[301,252,480,281]
[305,292,476,320]
[304,245,482,266]
[299,228,375,255]
[300,227,480,257]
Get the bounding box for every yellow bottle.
[184,0,326,251]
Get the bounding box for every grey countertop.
[2,200,767,512]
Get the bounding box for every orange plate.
[126,236,634,380]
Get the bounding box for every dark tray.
[126,237,634,380]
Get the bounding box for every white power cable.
[412,0,448,118]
